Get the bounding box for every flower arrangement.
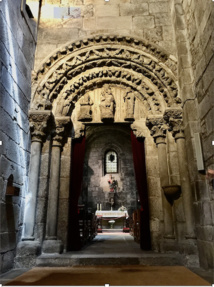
[118,205,127,211]
[108,175,118,192]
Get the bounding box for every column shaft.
[176,136,195,238]
[23,141,42,239]
[157,141,174,238]
[46,144,61,239]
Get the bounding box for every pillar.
[43,116,70,253]
[22,110,51,240]
[164,108,195,238]
[146,116,175,238]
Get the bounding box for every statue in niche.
[78,93,93,121]
[124,88,136,121]
[99,85,115,121]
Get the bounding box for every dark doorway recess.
[131,131,151,250]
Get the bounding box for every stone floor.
[1,232,213,285]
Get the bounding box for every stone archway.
[19,35,195,257]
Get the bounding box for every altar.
[95,210,129,231]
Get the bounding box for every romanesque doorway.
[24,35,186,257]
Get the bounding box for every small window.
[105,150,118,174]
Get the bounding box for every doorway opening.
[67,124,151,251]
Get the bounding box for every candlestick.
[97,204,99,210]
[100,204,102,211]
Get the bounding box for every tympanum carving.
[77,94,93,121]
[124,88,136,121]
[99,85,115,122]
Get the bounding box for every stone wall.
[34,0,176,70]
[171,0,214,269]
[183,0,214,270]
[0,0,37,273]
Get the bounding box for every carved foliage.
[53,117,71,145]
[164,108,184,138]
[29,111,52,142]
[146,116,168,143]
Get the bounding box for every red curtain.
[131,131,151,250]
[67,136,86,251]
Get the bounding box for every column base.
[15,240,41,268]
[42,240,63,254]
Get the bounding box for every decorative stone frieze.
[29,110,52,142]
[146,115,168,144]
[99,85,115,122]
[53,117,71,146]
[31,36,180,119]
[164,108,184,139]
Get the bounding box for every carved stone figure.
[99,85,115,121]
[124,88,136,121]
[78,94,93,121]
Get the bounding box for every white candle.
[100,204,102,210]
[97,204,99,210]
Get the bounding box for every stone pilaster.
[43,116,71,253]
[164,108,196,239]
[146,116,175,239]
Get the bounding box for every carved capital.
[146,116,167,144]
[53,116,71,146]
[29,110,52,142]
[164,108,184,139]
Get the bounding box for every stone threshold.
[36,252,183,267]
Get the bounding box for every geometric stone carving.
[77,94,93,122]
[99,85,115,122]
[124,88,136,121]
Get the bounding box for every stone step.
[36,253,183,267]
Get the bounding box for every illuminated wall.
[0,0,37,273]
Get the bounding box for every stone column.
[22,110,51,240]
[164,108,195,238]
[43,116,70,253]
[146,116,175,238]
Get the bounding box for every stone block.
[0,202,20,233]
[149,2,169,14]
[38,28,79,45]
[85,0,130,4]
[63,18,83,28]
[95,5,119,17]
[59,177,70,198]
[133,16,155,30]
[1,250,15,274]
[120,3,148,16]
[162,25,174,42]
[197,239,214,269]
[97,16,132,30]
[144,26,163,42]
[60,156,71,178]
[196,226,214,242]
[42,239,63,254]
[145,156,159,177]
[149,196,163,219]
[154,13,170,26]
[0,232,16,252]
[147,176,161,197]
[195,180,210,202]
[16,240,41,256]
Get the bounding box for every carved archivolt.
[31,35,180,119]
